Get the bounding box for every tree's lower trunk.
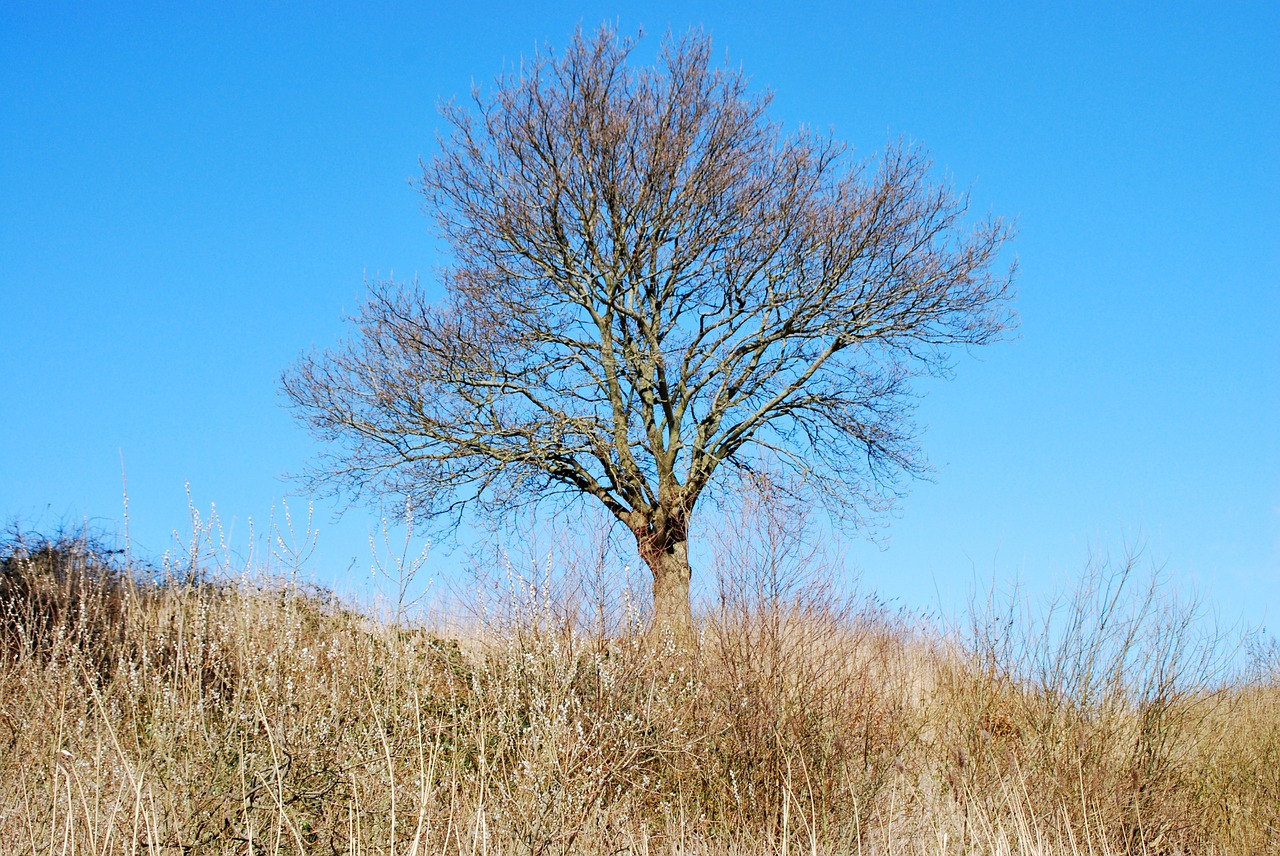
[639,535,694,648]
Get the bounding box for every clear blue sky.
[2,2,1276,626]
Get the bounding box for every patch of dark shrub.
[0,528,137,675]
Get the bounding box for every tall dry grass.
[1,518,1276,855]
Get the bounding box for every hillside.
[2,531,1277,854]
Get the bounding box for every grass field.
[2,522,1277,855]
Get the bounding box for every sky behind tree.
[2,1,1276,625]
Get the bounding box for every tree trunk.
[636,529,694,648]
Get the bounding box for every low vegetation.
[1,522,1276,854]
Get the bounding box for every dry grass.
[1,522,1276,855]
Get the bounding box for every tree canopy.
[282,26,1016,639]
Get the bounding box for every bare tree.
[282,26,1015,642]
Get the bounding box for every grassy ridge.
[1,530,1277,854]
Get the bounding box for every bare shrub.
[690,471,916,849]
[0,530,134,678]
[945,548,1243,853]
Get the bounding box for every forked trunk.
[637,530,694,648]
